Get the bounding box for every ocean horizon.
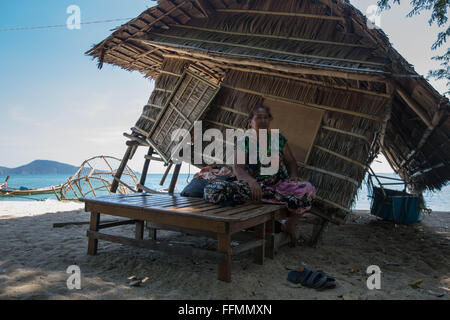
[1,173,449,212]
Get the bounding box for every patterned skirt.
[203,179,316,216]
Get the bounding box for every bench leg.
[253,223,265,265]
[217,233,231,282]
[265,220,275,259]
[87,212,100,255]
[135,220,144,240]
[148,228,157,240]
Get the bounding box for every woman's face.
[249,108,271,131]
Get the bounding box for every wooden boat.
[0,185,63,197]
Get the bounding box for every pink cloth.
[194,166,234,180]
[262,180,316,216]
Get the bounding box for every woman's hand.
[248,180,262,202]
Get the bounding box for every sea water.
[0,173,448,211]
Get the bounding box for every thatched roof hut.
[86,0,449,224]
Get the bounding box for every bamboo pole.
[212,64,390,98]
[86,177,97,197]
[400,106,446,167]
[321,126,370,144]
[133,39,387,82]
[158,70,182,77]
[396,87,433,129]
[154,88,174,93]
[315,195,350,213]
[215,9,346,21]
[193,0,209,17]
[298,162,359,186]
[164,54,389,98]
[314,145,367,169]
[149,32,385,67]
[140,115,156,122]
[66,178,80,199]
[160,162,173,185]
[52,186,61,201]
[111,144,135,193]
[138,147,154,192]
[220,83,382,121]
[168,163,182,194]
[169,24,373,49]
[219,106,248,116]
[305,112,324,164]
[204,119,240,130]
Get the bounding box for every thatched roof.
[86,0,449,214]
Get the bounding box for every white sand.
[0,199,448,300]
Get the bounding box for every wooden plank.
[201,203,261,215]
[98,219,136,229]
[87,230,227,263]
[231,239,265,255]
[53,219,119,228]
[84,201,228,232]
[229,204,285,219]
[229,213,274,234]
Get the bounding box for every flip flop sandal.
[315,270,337,289]
[287,268,313,285]
[305,270,328,289]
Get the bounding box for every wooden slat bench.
[80,193,287,282]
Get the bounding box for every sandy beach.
[0,199,448,300]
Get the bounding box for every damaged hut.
[86,0,449,225]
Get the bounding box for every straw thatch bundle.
[86,0,449,224]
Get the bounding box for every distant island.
[0,160,79,175]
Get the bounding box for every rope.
[0,18,134,32]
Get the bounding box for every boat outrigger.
[0,185,63,197]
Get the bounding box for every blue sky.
[0,1,447,173]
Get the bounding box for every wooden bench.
[80,193,287,282]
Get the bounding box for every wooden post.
[168,163,182,194]
[160,162,173,185]
[138,147,154,192]
[253,223,265,265]
[135,221,144,240]
[111,143,136,193]
[217,233,231,282]
[265,219,275,259]
[87,212,100,255]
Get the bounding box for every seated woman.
[204,105,316,246]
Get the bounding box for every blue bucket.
[370,187,422,224]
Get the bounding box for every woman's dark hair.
[247,105,273,128]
